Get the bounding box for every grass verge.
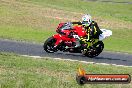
[0,52,132,88]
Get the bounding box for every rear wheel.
[84,41,104,58]
[43,37,57,53]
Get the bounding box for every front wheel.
[84,41,104,58]
[43,37,57,53]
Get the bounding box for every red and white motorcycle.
[44,23,112,58]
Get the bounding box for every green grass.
[0,0,132,53]
[26,0,132,22]
[0,52,132,88]
[96,0,132,2]
[104,29,132,53]
[0,25,55,42]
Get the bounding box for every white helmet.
[82,14,92,26]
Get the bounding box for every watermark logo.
[76,67,131,85]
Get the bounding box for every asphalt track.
[0,39,132,66]
[84,0,132,4]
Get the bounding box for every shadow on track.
[55,52,128,62]
[94,57,127,62]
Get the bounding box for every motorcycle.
[43,22,112,58]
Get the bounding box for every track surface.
[84,0,132,4]
[0,39,132,66]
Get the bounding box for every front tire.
[43,37,57,53]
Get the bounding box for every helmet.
[82,14,92,26]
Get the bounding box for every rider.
[72,14,102,40]
[71,14,102,51]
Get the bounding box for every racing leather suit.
[72,21,102,39]
[71,21,102,50]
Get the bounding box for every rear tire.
[43,37,56,53]
[84,41,104,58]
